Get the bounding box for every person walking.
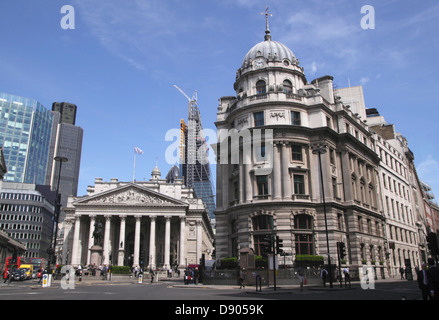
[321,267,328,288]
[417,264,430,300]
[3,270,9,284]
[150,269,155,283]
[427,258,439,300]
[399,266,405,280]
[239,268,246,289]
[343,267,351,288]
[297,267,305,291]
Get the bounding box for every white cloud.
[72,0,189,72]
[360,77,370,85]
[310,61,318,74]
[417,155,439,193]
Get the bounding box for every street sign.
[42,274,52,288]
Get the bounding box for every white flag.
[134,147,144,155]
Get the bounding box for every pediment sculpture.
[85,188,174,206]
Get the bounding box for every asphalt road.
[0,279,432,319]
[0,277,424,301]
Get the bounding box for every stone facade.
[213,25,409,279]
[63,167,214,270]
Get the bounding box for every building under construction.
[175,87,215,224]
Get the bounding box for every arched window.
[283,80,293,93]
[256,80,266,95]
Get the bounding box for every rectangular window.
[295,234,314,255]
[293,175,305,195]
[255,143,266,162]
[291,145,303,161]
[332,177,338,199]
[329,149,335,165]
[291,111,301,125]
[256,175,269,195]
[254,111,264,127]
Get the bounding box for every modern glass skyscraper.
[0,92,54,184]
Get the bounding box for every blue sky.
[0,0,438,200]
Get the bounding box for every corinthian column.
[133,215,141,268]
[87,215,96,265]
[117,215,126,266]
[71,216,81,266]
[103,215,111,265]
[196,220,202,262]
[179,216,186,268]
[164,216,171,269]
[149,216,156,270]
[273,143,282,200]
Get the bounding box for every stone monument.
[90,221,104,266]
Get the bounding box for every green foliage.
[294,254,324,266]
[111,266,131,274]
[255,255,267,267]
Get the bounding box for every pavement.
[0,275,413,294]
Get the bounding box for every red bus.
[29,258,47,277]
[3,256,27,279]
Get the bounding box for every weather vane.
[261,6,272,40]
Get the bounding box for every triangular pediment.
[73,183,187,207]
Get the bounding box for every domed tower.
[214,10,384,277]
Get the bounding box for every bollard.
[256,275,262,292]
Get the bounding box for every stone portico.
[63,168,214,270]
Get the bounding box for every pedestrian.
[3,270,9,283]
[134,266,138,278]
[297,266,305,291]
[417,264,430,300]
[343,267,351,288]
[321,267,328,288]
[427,258,439,300]
[194,267,199,285]
[399,266,405,280]
[239,268,246,289]
[150,269,155,283]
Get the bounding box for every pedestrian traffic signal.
[339,242,346,260]
[276,236,283,254]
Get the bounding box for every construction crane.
[173,85,197,118]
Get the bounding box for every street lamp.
[312,144,333,288]
[47,156,68,273]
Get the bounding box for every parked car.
[11,269,26,281]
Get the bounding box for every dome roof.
[241,40,297,68]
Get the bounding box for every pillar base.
[89,245,103,267]
[117,249,125,266]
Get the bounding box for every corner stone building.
[63,166,214,270]
[214,26,387,279]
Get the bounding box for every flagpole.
[133,151,136,183]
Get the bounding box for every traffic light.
[339,242,346,260]
[261,235,273,256]
[427,232,439,257]
[276,236,284,254]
